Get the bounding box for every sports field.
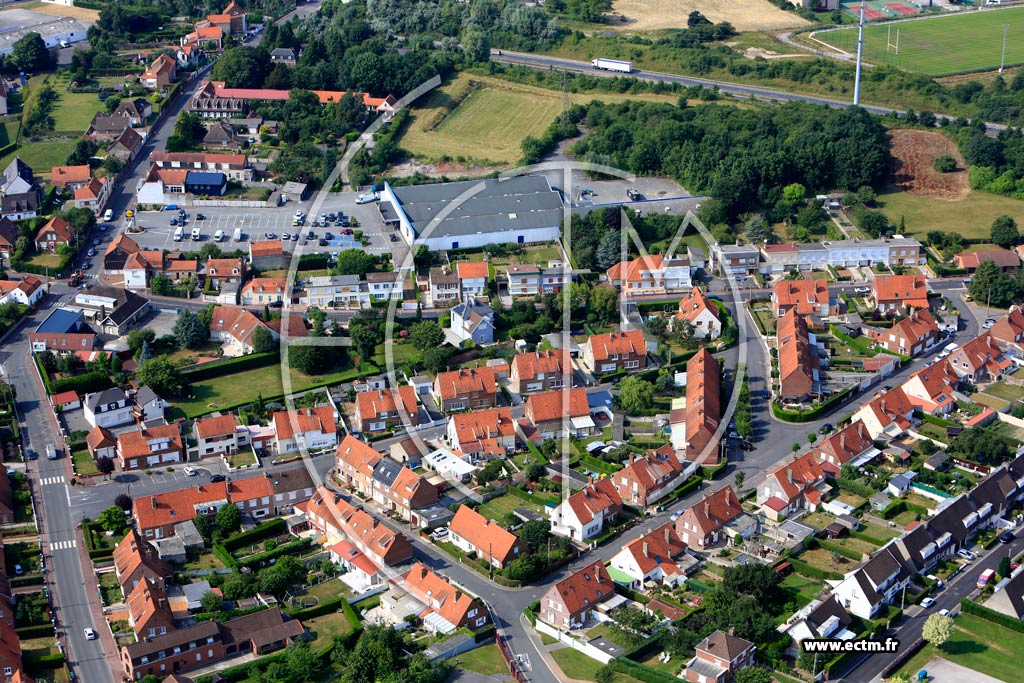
[815,6,1024,76]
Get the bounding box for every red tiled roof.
[676,287,720,326]
[767,452,825,502]
[74,177,105,201]
[35,216,74,244]
[86,425,115,451]
[210,305,266,345]
[449,505,521,563]
[52,390,78,405]
[330,540,379,575]
[773,279,830,316]
[685,348,720,460]
[606,254,662,284]
[679,485,742,541]
[817,420,873,466]
[991,307,1024,346]
[456,261,489,280]
[434,367,497,401]
[356,386,418,423]
[778,309,819,400]
[872,274,928,309]
[545,560,614,615]
[401,562,484,628]
[117,424,182,459]
[250,240,284,257]
[272,406,335,441]
[525,387,588,424]
[242,277,286,294]
[449,407,515,456]
[954,249,1020,270]
[621,523,688,575]
[587,329,646,363]
[565,478,622,525]
[206,257,243,275]
[195,414,238,439]
[511,349,569,383]
[336,434,382,477]
[134,482,229,531]
[50,164,91,185]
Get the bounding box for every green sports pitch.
[815,7,1024,76]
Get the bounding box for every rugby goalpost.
[887,24,900,55]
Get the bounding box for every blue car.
[165,204,178,210]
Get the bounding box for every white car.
[83,628,97,640]
[87,248,95,257]
[356,192,378,204]
[957,549,976,561]
[920,597,935,608]
[183,466,198,477]
[854,286,871,294]
[939,608,951,617]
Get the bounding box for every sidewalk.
[517,614,591,683]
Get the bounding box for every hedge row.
[784,557,842,581]
[221,518,286,552]
[610,657,680,683]
[772,387,854,423]
[11,575,44,588]
[580,454,619,475]
[211,543,238,570]
[524,600,539,626]
[614,584,652,605]
[16,623,55,639]
[182,350,279,381]
[960,598,1024,632]
[194,604,267,622]
[879,499,929,520]
[51,371,114,396]
[817,538,864,561]
[849,530,888,546]
[237,537,312,569]
[23,652,64,669]
[702,462,727,480]
[286,596,342,621]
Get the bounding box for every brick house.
[141,53,178,89]
[34,216,74,253]
[117,424,183,471]
[865,308,940,357]
[852,387,915,440]
[133,483,230,539]
[448,505,526,569]
[778,309,822,403]
[539,560,614,629]
[772,279,837,319]
[611,448,685,508]
[756,453,826,521]
[509,349,572,395]
[354,386,419,433]
[446,407,516,459]
[523,387,593,440]
[126,577,176,640]
[113,529,172,595]
[432,367,498,413]
[815,419,875,473]
[685,349,721,464]
[685,629,757,683]
[674,485,744,549]
[581,329,648,375]
[400,563,490,632]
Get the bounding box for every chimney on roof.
[704,500,710,517]
[725,487,732,505]
[642,541,649,557]
[728,625,735,637]
[664,527,671,545]
[787,468,794,484]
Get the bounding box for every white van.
[191,227,201,241]
[102,209,114,222]
[233,228,243,241]
[45,443,58,460]
[214,230,225,242]
[173,226,184,242]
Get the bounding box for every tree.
[504,554,538,581]
[11,32,51,71]
[922,613,955,648]
[288,344,339,375]
[409,321,445,351]
[97,456,115,477]
[595,666,615,683]
[200,590,225,613]
[999,555,1012,579]
[250,325,277,353]
[991,214,1019,248]
[722,563,783,606]
[138,340,153,365]
[98,505,127,532]
[173,310,208,349]
[969,259,1017,308]
[350,323,379,363]
[735,669,774,683]
[137,357,184,396]
[518,520,549,550]
[421,346,453,374]
[166,112,208,153]
[595,230,622,271]
[588,285,618,325]
[856,210,890,238]
[781,182,806,206]
[127,328,156,355]
[934,155,957,173]
[334,248,376,276]
[211,46,268,88]
[193,514,213,540]
[619,376,654,414]
[115,493,132,511]
[526,463,546,481]
[475,460,504,486]
[215,503,241,535]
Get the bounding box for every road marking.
[50,539,77,551]
[40,476,65,486]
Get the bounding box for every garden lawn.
[795,547,856,575]
[823,535,882,557]
[859,522,903,542]
[475,494,546,523]
[72,448,98,476]
[550,648,643,683]
[895,613,1024,683]
[0,140,77,174]
[973,393,1010,411]
[24,252,63,269]
[51,90,105,132]
[227,450,257,468]
[171,362,377,418]
[305,610,356,642]
[98,571,122,606]
[875,186,1024,240]
[293,578,353,605]
[982,382,1024,402]
[781,572,824,607]
[454,644,508,677]
[915,421,951,443]
[371,341,420,368]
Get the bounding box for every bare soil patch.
[889,128,970,201]
[610,0,808,32]
[22,3,100,21]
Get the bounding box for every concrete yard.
[913,657,1004,683]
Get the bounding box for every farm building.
[381,176,563,251]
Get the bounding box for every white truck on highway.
[592,58,632,73]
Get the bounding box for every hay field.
[16,2,100,22]
[610,0,808,32]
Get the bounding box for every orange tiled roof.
[525,387,588,424]
[250,240,284,257]
[210,305,265,345]
[272,405,335,441]
[117,424,182,459]
[685,348,720,460]
[449,505,521,562]
[546,560,614,615]
[434,367,497,401]
[195,414,238,439]
[401,562,483,628]
[449,407,515,455]
[456,261,489,280]
[133,482,229,531]
[587,329,646,363]
[565,478,622,525]
[50,164,91,185]
[778,309,819,400]
[606,254,662,284]
[680,486,742,540]
[242,277,286,294]
[622,522,688,574]
[817,420,873,465]
[336,434,382,477]
[767,452,825,501]
[356,386,418,423]
[511,349,569,383]
[872,274,928,308]
[773,279,830,316]
[676,287,720,326]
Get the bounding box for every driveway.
[907,657,1003,683]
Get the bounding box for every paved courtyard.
[914,657,1004,683]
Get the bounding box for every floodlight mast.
[854,0,866,106]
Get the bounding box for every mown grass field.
[877,186,1024,240]
[396,73,678,165]
[816,7,1024,76]
[896,613,1024,682]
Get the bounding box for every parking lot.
[124,192,407,264]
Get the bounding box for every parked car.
[282,232,291,241]
[390,234,398,242]
[999,531,1015,544]
[269,300,284,308]
[184,466,197,477]
[920,597,935,608]
[210,474,226,483]
[87,248,95,257]
[169,218,178,226]
[266,232,277,239]
[13,564,22,576]
[196,213,206,220]
[939,609,951,617]
[671,510,683,521]
[740,441,755,452]
[854,286,871,294]
[820,423,834,434]
[431,527,448,540]
[356,192,378,204]
[958,549,976,561]
[84,628,97,640]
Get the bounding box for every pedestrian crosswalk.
[40,477,65,486]
[50,539,76,551]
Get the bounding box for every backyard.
[454,644,508,677]
[550,647,643,683]
[71,447,99,476]
[793,547,856,576]
[781,571,825,607]
[475,494,547,524]
[981,382,1024,403]
[97,571,122,606]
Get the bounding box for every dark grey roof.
[124,620,220,659]
[389,176,562,239]
[89,112,130,134]
[697,629,754,661]
[77,284,150,326]
[861,547,904,588]
[805,596,852,636]
[924,451,949,470]
[1007,452,1024,480]
[85,387,128,412]
[270,48,295,60]
[135,386,160,406]
[970,469,1016,511]
[372,456,403,488]
[452,298,492,320]
[986,570,1024,619]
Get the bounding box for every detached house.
[685,630,757,683]
[828,545,912,619]
[271,406,337,454]
[549,478,623,541]
[539,561,614,629]
[756,453,826,521]
[209,305,269,356]
[448,505,525,569]
[612,448,686,508]
[673,287,722,339]
[524,387,593,440]
[581,329,648,375]
[354,386,419,433]
[204,257,245,289]
[772,279,837,319]
[900,358,960,417]
[456,261,489,298]
[865,308,940,357]
[446,407,516,459]
[605,254,666,294]
[449,297,495,345]
[117,424,184,471]
[141,53,177,89]
[50,164,92,192]
[852,387,915,440]
[510,349,572,395]
[433,367,498,413]
[505,264,540,297]
[241,277,287,306]
[194,414,249,457]
[113,529,172,594]
[674,485,744,549]
[34,216,74,253]
[870,274,929,315]
[610,523,690,590]
[991,306,1024,359]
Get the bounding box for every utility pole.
[1001,24,1011,74]
[854,0,867,106]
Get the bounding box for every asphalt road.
[491,51,1006,135]
[2,302,114,683]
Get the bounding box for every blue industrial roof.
[185,171,225,185]
[35,308,82,334]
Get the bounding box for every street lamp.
[1001,24,1011,74]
